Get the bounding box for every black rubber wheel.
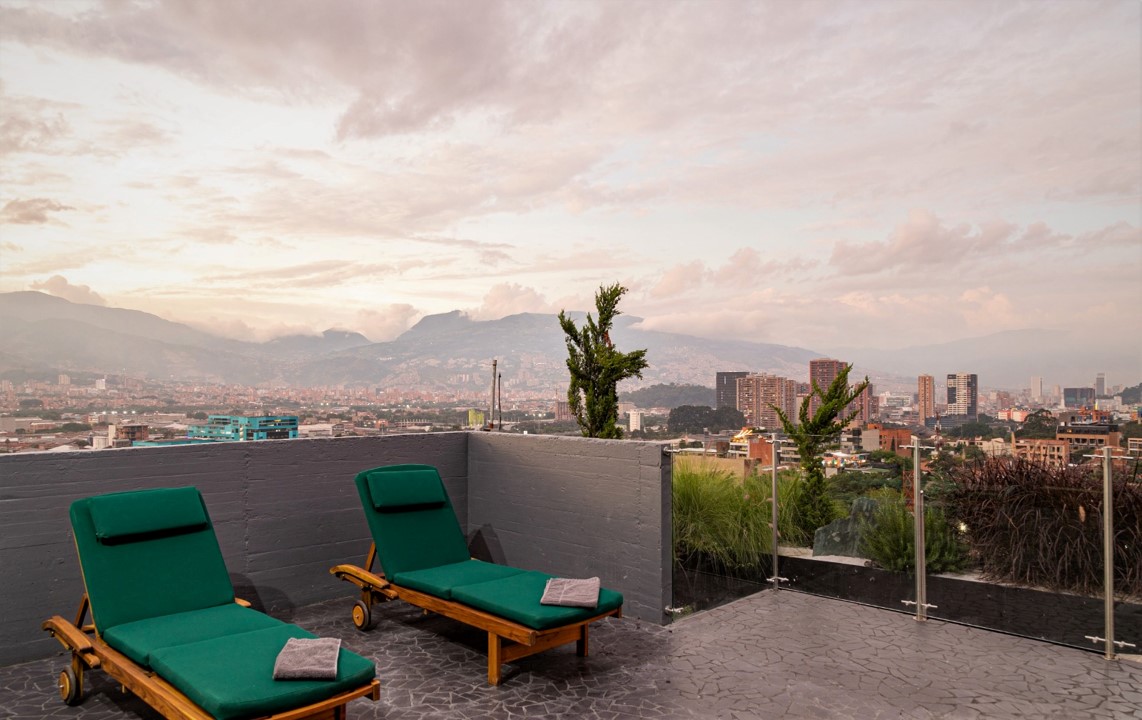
[352,600,376,631]
[59,667,83,706]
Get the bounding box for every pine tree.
[558,284,649,439]
[774,364,870,544]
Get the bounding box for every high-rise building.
[1031,376,1043,401]
[629,410,644,432]
[1096,373,1106,397]
[554,401,572,422]
[918,375,935,425]
[736,374,798,429]
[809,358,847,416]
[716,371,749,410]
[946,373,978,419]
[187,415,299,441]
[848,383,877,426]
[1063,387,1096,408]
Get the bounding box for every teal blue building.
[188,415,299,442]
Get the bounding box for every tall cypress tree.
[558,284,649,439]
[774,364,870,544]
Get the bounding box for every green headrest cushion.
[89,487,209,543]
[366,467,447,511]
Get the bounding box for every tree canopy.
[620,383,714,409]
[558,284,649,439]
[667,405,746,434]
[775,363,869,545]
[1015,408,1057,439]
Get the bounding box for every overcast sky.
[1,0,1139,357]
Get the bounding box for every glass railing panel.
[669,448,1142,649]
[772,464,917,613]
[670,454,774,618]
[923,455,1140,652]
[1110,455,1142,657]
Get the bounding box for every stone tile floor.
[4,590,1140,719]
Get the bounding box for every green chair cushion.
[149,624,376,720]
[451,571,624,631]
[103,603,281,668]
[355,465,470,578]
[89,487,208,543]
[366,466,447,510]
[393,559,524,599]
[71,489,235,632]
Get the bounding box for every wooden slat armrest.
[330,563,390,591]
[42,616,101,667]
[234,598,252,607]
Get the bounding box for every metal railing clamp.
[1085,635,1138,650]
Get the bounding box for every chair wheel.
[352,600,377,631]
[59,667,83,706]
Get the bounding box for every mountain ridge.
[1,292,1135,391]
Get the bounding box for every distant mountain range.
[0,292,815,392]
[1,292,1135,392]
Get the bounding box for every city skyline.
[1,1,1139,361]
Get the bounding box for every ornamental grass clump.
[672,459,774,572]
[948,456,1142,597]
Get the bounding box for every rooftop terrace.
[3,432,1140,718]
[6,590,1141,719]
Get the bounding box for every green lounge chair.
[43,487,380,720]
[330,464,623,685]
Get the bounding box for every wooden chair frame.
[331,543,622,685]
[43,594,380,720]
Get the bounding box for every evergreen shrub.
[859,489,969,574]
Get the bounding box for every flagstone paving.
[5,590,1140,719]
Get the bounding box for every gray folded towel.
[540,577,601,608]
[273,637,341,681]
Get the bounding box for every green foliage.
[774,364,869,546]
[948,457,1142,596]
[944,420,1002,439]
[60,422,92,432]
[667,405,746,434]
[672,461,770,570]
[558,284,649,439]
[1118,382,1141,404]
[1120,421,1141,441]
[859,491,969,574]
[620,383,714,409]
[1016,408,1058,439]
[827,469,900,507]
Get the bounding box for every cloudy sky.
[1,0,1139,357]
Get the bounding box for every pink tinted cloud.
[29,274,106,305]
[355,304,419,342]
[467,283,556,320]
[1,197,73,224]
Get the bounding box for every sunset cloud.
[29,274,106,306]
[1,197,73,224]
[0,0,1137,354]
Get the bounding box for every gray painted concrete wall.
[468,434,672,625]
[0,433,467,666]
[0,431,672,667]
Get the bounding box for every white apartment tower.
[946,372,978,419]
